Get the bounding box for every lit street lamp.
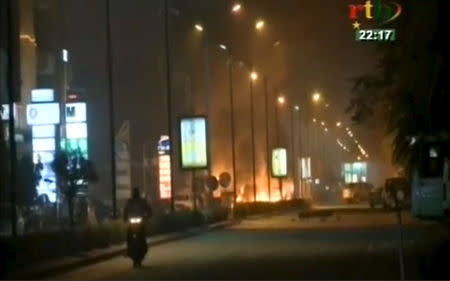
[232,3,242,13]
[250,71,258,81]
[195,24,204,32]
[255,20,265,30]
[336,122,342,127]
[312,92,321,103]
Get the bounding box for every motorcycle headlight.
[129,217,143,224]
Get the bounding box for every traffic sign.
[219,172,231,188]
[206,175,219,191]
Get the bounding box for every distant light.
[219,44,227,50]
[312,92,321,103]
[324,128,328,132]
[357,156,361,161]
[232,3,242,13]
[294,105,300,111]
[62,49,69,63]
[315,178,320,184]
[410,137,417,146]
[321,121,325,126]
[312,118,317,123]
[346,127,350,131]
[277,96,286,105]
[336,122,342,127]
[274,41,281,47]
[250,71,258,81]
[67,94,78,100]
[255,20,265,30]
[195,24,204,32]
[325,104,330,108]
[325,186,330,191]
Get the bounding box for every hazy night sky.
[65,0,392,200]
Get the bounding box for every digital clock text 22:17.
[356,29,396,42]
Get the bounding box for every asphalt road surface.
[48,208,436,280]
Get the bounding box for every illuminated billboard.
[342,162,368,183]
[180,116,208,169]
[27,103,60,125]
[272,148,288,178]
[31,89,54,103]
[66,123,88,139]
[1,104,17,120]
[66,103,87,123]
[159,155,172,199]
[301,157,311,179]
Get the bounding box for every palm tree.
[52,150,98,227]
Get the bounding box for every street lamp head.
[194,24,204,32]
[232,3,242,13]
[336,122,342,127]
[325,103,330,108]
[219,44,227,50]
[312,92,321,103]
[250,71,258,81]
[274,41,281,47]
[277,96,286,105]
[294,105,300,111]
[324,128,328,132]
[255,20,265,30]
[321,121,325,126]
[313,118,317,123]
[62,49,69,63]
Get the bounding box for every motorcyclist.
[123,187,152,267]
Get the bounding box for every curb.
[7,221,234,280]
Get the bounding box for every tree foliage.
[52,150,98,227]
[346,1,449,171]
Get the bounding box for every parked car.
[369,177,410,209]
[342,182,373,204]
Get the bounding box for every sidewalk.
[7,220,234,280]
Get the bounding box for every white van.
[411,142,450,218]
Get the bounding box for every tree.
[52,150,98,227]
[346,1,449,173]
[16,154,38,207]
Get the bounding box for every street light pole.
[105,0,118,219]
[275,99,283,200]
[250,78,257,202]
[163,0,175,213]
[263,76,271,201]
[290,106,297,199]
[6,0,18,236]
[226,50,238,208]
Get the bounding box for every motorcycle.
[127,216,147,268]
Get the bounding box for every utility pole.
[163,0,175,212]
[6,0,18,237]
[105,0,118,219]
[249,79,257,202]
[264,76,271,201]
[226,50,238,208]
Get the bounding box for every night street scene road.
[1,0,450,280]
